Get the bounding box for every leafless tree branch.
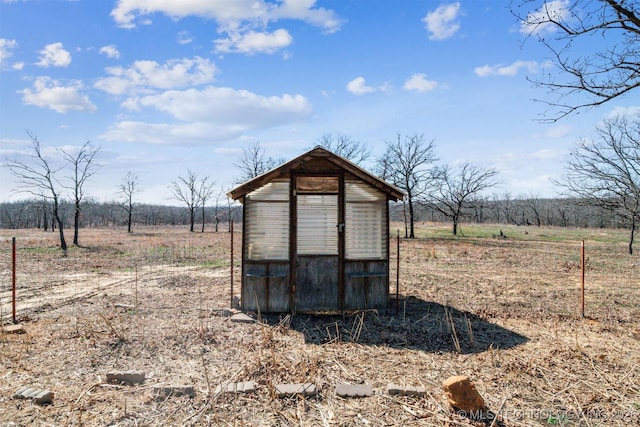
[513,0,640,121]
[3,131,68,250]
[553,111,640,253]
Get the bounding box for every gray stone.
[275,383,317,398]
[230,313,255,323]
[14,387,53,404]
[106,370,145,385]
[335,383,373,398]
[214,381,256,394]
[386,384,427,397]
[153,385,195,398]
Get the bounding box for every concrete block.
[386,384,427,397]
[213,308,232,317]
[275,383,317,398]
[14,387,53,404]
[214,381,256,394]
[335,383,373,398]
[106,370,145,385]
[3,324,25,334]
[153,385,195,398]
[230,313,255,323]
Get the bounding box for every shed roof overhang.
[227,146,405,202]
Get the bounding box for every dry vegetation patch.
[1,224,639,426]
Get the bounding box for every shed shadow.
[261,296,528,354]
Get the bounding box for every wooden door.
[293,177,341,311]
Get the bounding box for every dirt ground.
[0,224,639,426]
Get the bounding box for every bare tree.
[60,141,101,246]
[377,133,437,238]
[425,163,500,235]
[499,192,517,225]
[212,189,225,232]
[169,169,200,232]
[513,0,640,121]
[315,133,371,164]
[118,171,140,233]
[554,112,640,254]
[524,193,544,226]
[3,131,67,250]
[197,176,216,233]
[234,142,284,183]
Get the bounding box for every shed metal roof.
[227,146,404,202]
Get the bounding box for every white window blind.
[245,180,289,260]
[297,194,338,255]
[345,181,386,259]
[246,181,289,202]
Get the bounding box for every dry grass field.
[0,223,639,426]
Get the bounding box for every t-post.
[230,220,234,309]
[12,237,17,324]
[580,240,585,318]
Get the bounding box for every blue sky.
[0,0,637,205]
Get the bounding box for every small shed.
[228,146,404,313]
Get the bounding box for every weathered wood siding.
[344,260,388,310]
[242,261,290,312]
[295,255,339,312]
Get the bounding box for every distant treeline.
[393,196,622,230]
[0,199,242,231]
[0,196,625,231]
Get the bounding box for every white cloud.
[111,0,342,31]
[0,38,17,68]
[12,62,24,70]
[95,56,216,95]
[346,77,376,95]
[509,174,556,195]
[111,0,267,28]
[102,86,311,144]
[36,42,71,68]
[403,73,438,92]
[20,76,97,113]
[0,137,32,157]
[99,44,121,59]
[269,0,342,34]
[531,148,565,160]
[520,0,571,35]
[604,105,640,119]
[423,2,461,41]
[134,86,311,124]
[474,60,547,77]
[214,29,293,55]
[177,31,193,45]
[539,124,572,139]
[101,121,241,144]
[110,0,342,54]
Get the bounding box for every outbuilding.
[228,146,404,313]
